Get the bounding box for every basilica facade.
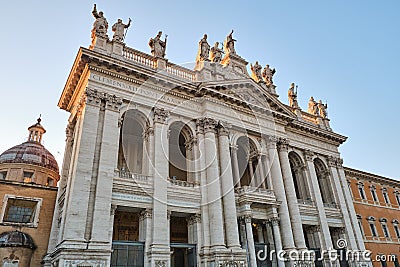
[44,7,370,267]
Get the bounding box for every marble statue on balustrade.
[149,31,167,58]
[308,96,319,116]
[197,34,210,62]
[112,18,131,42]
[91,4,108,39]
[262,64,276,86]
[250,61,263,83]
[210,42,224,63]
[318,100,328,118]
[288,83,299,109]
[224,30,236,55]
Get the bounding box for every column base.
[200,247,247,267]
[147,244,171,267]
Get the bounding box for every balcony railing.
[166,62,196,81]
[114,169,149,182]
[123,47,157,69]
[297,199,315,206]
[323,202,339,209]
[235,186,274,196]
[168,177,199,188]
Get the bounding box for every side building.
[346,167,400,267]
[0,119,60,267]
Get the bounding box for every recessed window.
[358,184,366,200]
[23,171,34,183]
[46,177,54,186]
[369,223,378,237]
[370,185,378,202]
[0,171,7,180]
[394,224,400,238]
[382,224,390,238]
[1,195,42,227]
[382,189,390,204]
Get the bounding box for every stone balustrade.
[165,62,196,81]
[167,177,199,188]
[123,47,157,69]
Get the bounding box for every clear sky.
[0,1,398,179]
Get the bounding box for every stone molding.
[155,260,167,267]
[84,88,123,111]
[266,135,278,149]
[187,214,201,225]
[327,156,337,167]
[303,149,314,161]
[153,107,169,124]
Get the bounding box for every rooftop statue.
[149,31,167,58]
[210,42,224,63]
[318,100,328,118]
[112,18,131,42]
[250,61,263,83]
[288,83,299,109]
[223,30,236,55]
[197,34,210,62]
[91,4,108,39]
[262,64,276,86]
[308,96,319,116]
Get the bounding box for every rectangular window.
[394,225,400,238]
[0,171,7,180]
[370,223,378,237]
[23,171,34,183]
[3,199,37,223]
[382,224,390,238]
[46,177,54,186]
[359,187,366,200]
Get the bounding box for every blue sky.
[0,1,398,178]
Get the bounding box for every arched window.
[314,159,335,205]
[118,110,147,174]
[168,122,194,182]
[236,136,260,187]
[289,152,310,201]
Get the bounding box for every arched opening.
[236,136,261,187]
[118,110,146,174]
[169,122,193,182]
[314,159,335,205]
[289,152,311,201]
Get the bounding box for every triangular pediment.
[199,78,297,119]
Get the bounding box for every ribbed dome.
[0,231,37,249]
[0,141,59,173]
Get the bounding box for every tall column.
[257,154,266,189]
[139,209,152,267]
[269,217,284,267]
[146,127,155,176]
[303,150,333,251]
[218,125,241,249]
[326,156,358,251]
[91,94,122,244]
[188,214,202,266]
[149,107,170,266]
[263,155,273,190]
[195,120,210,254]
[230,145,241,188]
[248,160,255,187]
[266,136,295,250]
[203,118,225,250]
[243,215,257,267]
[277,138,307,250]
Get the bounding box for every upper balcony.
[235,186,276,205]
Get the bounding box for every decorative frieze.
[85,88,103,106]
[153,107,169,124]
[155,260,167,267]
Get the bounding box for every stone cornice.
[345,167,399,188]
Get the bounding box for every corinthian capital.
[327,156,337,167]
[277,138,289,152]
[105,94,123,111]
[241,214,252,223]
[153,107,169,124]
[303,149,314,161]
[85,88,103,106]
[217,121,231,136]
[268,216,280,226]
[266,135,278,149]
[336,158,344,168]
[202,117,218,133]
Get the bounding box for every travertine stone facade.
[45,15,370,267]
